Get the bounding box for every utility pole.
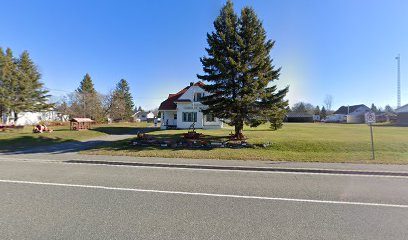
[396,54,401,108]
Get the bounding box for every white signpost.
[365,112,376,160]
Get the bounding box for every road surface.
[0,158,407,239]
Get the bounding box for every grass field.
[83,123,408,164]
[0,122,149,152]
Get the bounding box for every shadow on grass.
[0,135,78,154]
[88,131,244,153]
[372,123,408,127]
[0,127,159,155]
[92,126,158,135]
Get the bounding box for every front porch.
[160,111,177,130]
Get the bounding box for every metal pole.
[370,123,375,160]
[396,54,401,108]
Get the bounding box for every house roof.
[333,104,368,114]
[395,104,408,113]
[158,82,205,110]
[70,118,94,122]
[286,112,313,118]
[174,99,191,103]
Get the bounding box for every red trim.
[158,82,205,110]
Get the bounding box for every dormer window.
[194,92,203,102]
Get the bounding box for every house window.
[193,93,203,102]
[182,112,197,122]
[173,114,177,120]
[205,114,215,122]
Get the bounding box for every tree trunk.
[234,121,244,139]
[11,110,18,124]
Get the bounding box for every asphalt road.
[0,159,407,240]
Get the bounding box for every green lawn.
[0,122,150,152]
[83,123,408,164]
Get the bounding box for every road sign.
[365,112,376,124]
[365,112,376,160]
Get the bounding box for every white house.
[326,104,371,123]
[132,111,155,122]
[2,110,69,126]
[158,81,223,130]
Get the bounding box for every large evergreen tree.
[75,73,102,120]
[15,51,50,113]
[0,48,16,119]
[0,48,6,119]
[0,48,49,122]
[314,106,321,116]
[321,106,327,119]
[198,1,288,138]
[111,79,134,121]
[77,73,97,95]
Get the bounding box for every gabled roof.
[70,118,94,122]
[158,82,205,110]
[333,104,369,115]
[395,104,408,113]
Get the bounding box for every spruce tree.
[112,79,134,120]
[0,49,50,122]
[0,48,16,118]
[0,48,6,118]
[76,73,102,120]
[198,1,288,138]
[370,103,378,113]
[15,51,50,112]
[321,106,327,119]
[268,105,287,130]
[314,106,321,115]
[77,73,97,94]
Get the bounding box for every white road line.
[1,179,407,209]
[1,157,408,179]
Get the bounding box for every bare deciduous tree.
[324,95,333,111]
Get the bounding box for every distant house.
[395,104,408,126]
[132,111,155,122]
[1,110,69,126]
[326,104,371,123]
[285,112,314,122]
[158,81,223,130]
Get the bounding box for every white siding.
[5,111,68,126]
[160,111,177,129]
[326,114,346,122]
[146,112,155,119]
[178,86,207,101]
[159,84,223,129]
[176,103,203,129]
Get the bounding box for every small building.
[395,104,408,126]
[69,118,94,131]
[285,112,314,122]
[327,104,371,123]
[2,110,69,125]
[158,81,223,130]
[132,111,155,122]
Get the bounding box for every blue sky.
[1,0,407,110]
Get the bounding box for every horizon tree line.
[56,74,135,122]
